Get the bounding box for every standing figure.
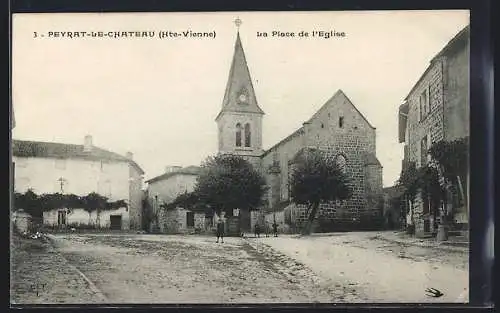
[216,218,225,243]
[254,223,261,238]
[272,221,278,237]
[264,221,269,238]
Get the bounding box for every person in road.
[216,218,225,243]
[254,223,261,238]
[272,221,278,237]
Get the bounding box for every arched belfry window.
[244,123,251,147]
[235,123,242,147]
[336,154,347,174]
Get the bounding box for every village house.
[398,25,470,238]
[12,135,145,230]
[145,166,207,233]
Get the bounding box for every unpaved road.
[13,232,468,304]
[48,234,352,303]
[258,232,469,303]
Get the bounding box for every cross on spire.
[57,177,67,193]
[234,17,242,30]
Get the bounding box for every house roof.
[12,139,145,174]
[215,32,265,121]
[145,165,201,184]
[403,25,470,102]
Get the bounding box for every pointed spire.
[216,20,264,120]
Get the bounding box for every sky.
[12,11,470,187]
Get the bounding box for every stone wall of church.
[258,91,383,231]
[303,99,380,220]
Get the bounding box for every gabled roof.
[215,32,265,121]
[12,139,145,174]
[145,166,201,184]
[403,25,470,101]
[306,89,375,129]
[262,90,375,157]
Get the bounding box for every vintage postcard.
[11,11,471,304]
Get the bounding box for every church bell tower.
[215,18,265,168]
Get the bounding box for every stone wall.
[405,58,445,237]
[158,208,206,234]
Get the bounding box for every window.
[244,123,251,147]
[339,117,344,128]
[235,123,242,147]
[419,88,430,120]
[55,158,66,170]
[186,211,194,227]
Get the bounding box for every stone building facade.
[398,25,470,238]
[216,30,384,233]
[145,166,203,233]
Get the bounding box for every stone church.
[216,29,384,232]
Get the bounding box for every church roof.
[306,89,375,130]
[215,32,265,121]
[12,139,145,174]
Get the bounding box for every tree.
[428,137,469,221]
[397,161,419,230]
[166,191,205,211]
[82,192,108,226]
[194,154,267,217]
[14,189,42,218]
[289,149,352,235]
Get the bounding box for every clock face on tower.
[238,93,247,103]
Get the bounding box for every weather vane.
[234,17,242,30]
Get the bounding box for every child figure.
[216,218,225,243]
[272,221,278,237]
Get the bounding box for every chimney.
[83,135,93,152]
[125,152,133,160]
[165,166,182,173]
